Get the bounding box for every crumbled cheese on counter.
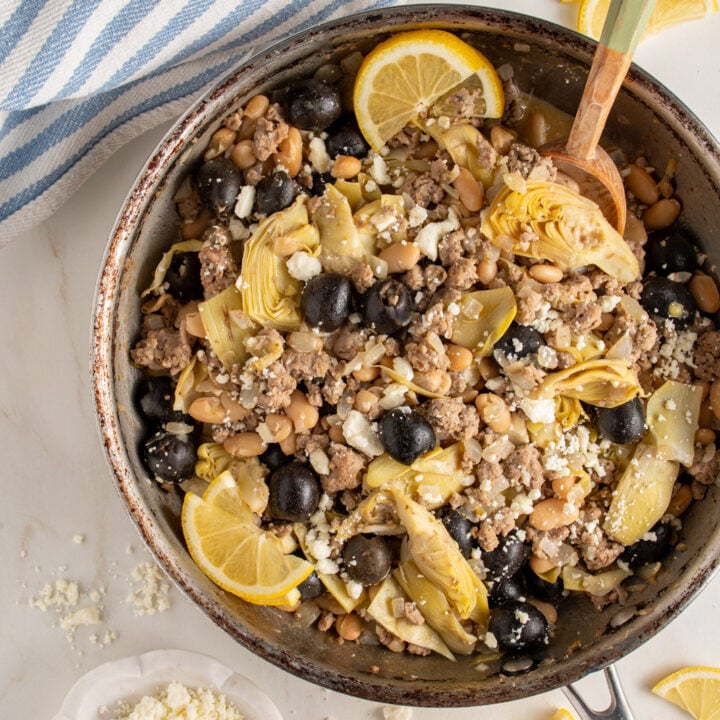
[381,706,413,720]
[113,681,244,720]
[126,562,171,616]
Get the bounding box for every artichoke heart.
[353,194,407,248]
[481,181,640,282]
[449,287,517,357]
[561,564,632,597]
[199,285,258,371]
[141,239,203,297]
[377,365,446,398]
[240,196,313,332]
[195,442,234,482]
[395,554,477,655]
[646,380,702,466]
[533,358,641,409]
[386,487,486,620]
[173,352,209,413]
[604,444,680,546]
[366,575,455,660]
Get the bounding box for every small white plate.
[52,649,283,720]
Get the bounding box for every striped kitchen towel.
[0,0,400,245]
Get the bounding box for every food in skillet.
[130,30,720,663]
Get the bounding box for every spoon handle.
[566,0,656,160]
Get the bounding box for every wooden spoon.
[542,0,657,232]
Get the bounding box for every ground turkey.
[418,397,479,442]
[693,330,720,381]
[321,443,366,493]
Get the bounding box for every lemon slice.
[182,492,313,605]
[353,29,504,151]
[578,0,718,40]
[202,471,258,523]
[652,666,720,720]
[550,710,577,720]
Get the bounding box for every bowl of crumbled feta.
[52,649,282,720]
[92,4,720,708]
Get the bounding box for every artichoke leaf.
[533,358,641,408]
[141,239,204,297]
[240,196,310,332]
[353,194,407,248]
[199,285,257,372]
[604,444,680,546]
[386,487,483,620]
[230,457,269,515]
[449,287,517,357]
[194,442,234,481]
[481,181,640,282]
[173,352,209,413]
[366,575,455,660]
[395,555,477,655]
[334,490,402,543]
[646,380,702,466]
[561,564,632,597]
[293,523,365,612]
[377,365,446,398]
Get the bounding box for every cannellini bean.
[690,272,720,314]
[354,389,379,414]
[223,432,267,457]
[529,263,563,283]
[643,197,681,231]
[551,475,575,499]
[274,126,303,178]
[188,396,226,424]
[667,484,693,517]
[475,392,511,433]
[414,369,452,395]
[710,380,720,421]
[490,125,515,155]
[230,139,256,169]
[453,167,484,212]
[264,414,293,442]
[352,365,381,382]
[244,94,269,120]
[526,111,547,148]
[415,139,439,158]
[527,598,558,625]
[529,498,580,530]
[529,555,556,575]
[478,356,500,381]
[476,258,498,285]
[625,163,660,205]
[219,393,250,422]
[331,155,362,179]
[695,427,716,445]
[180,209,213,240]
[279,432,297,455]
[204,127,238,161]
[378,242,421,274]
[446,343,474,372]
[285,389,319,432]
[335,613,363,641]
[328,426,345,443]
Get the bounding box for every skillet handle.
[562,665,636,720]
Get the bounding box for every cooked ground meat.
[400,172,444,208]
[321,443,366,493]
[282,348,332,381]
[130,325,194,375]
[445,257,478,290]
[405,331,450,372]
[502,445,545,490]
[693,330,720,381]
[199,225,238,297]
[252,103,289,161]
[438,230,465,266]
[419,397,480,441]
[255,360,296,412]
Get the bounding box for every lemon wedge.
[182,491,313,605]
[202,470,258,524]
[652,666,720,720]
[353,29,504,151]
[578,0,718,40]
[550,710,577,720]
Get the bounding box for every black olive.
[620,522,673,568]
[297,571,324,601]
[488,601,549,651]
[301,273,354,331]
[267,462,320,522]
[342,535,392,586]
[195,158,242,215]
[165,252,203,302]
[307,171,334,197]
[143,429,196,483]
[645,230,698,274]
[288,79,342,132]
[136,376,186,425]
[440,509,474,558]
[379,407,436,465]
[494,323,545,361]
[255,170,300,216]
[260,443,292,472]
[640,277,697,328]
[361,278,414,335]
[523,565,564,602]
[325,119,369,158]
[481,532,527,581]
[594,396,646,444]
[488,574,527,607]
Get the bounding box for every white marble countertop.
[2,2,720,719]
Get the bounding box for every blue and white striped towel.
[0,0,400,245]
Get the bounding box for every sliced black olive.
[440,509,474,558]
[640,277,697,329]
[620,522,673,568]
[481,532,527,582]
[523,565,564,602]
[255,170,300,215]
[645,230,698,274]
[288,79,342,132]
[489,601,549,651]
[267,462,320,522]
[307,171,334,197]
[361,278,414,335]
[259,443,292,472]
[379,407,436,465]
[494,323,545,361]
[301,273,354,331]
[488,574,527,607]
[593,396,646,444]
[325,119,369,158]
[195,158,242,215]
[342,534,392,586]
[297,571,324,601]
[143,429,196,483]
[165,252,203,302]
[135,376,186,425]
